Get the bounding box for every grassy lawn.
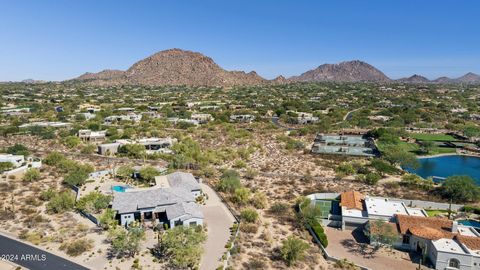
[376,141,419,152]
[428,147,457,155]
[408,133,458,142]
[425,209,451,217]
[376,140,456,156]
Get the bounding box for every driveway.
[324,227,419,270]
[199,184,236,270]
[0,233,89,270]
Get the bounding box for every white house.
[111,172,203,228]
[78,129,106,142]
[395,215,480,270]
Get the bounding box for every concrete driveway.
[324,227,419,270]
[199,184,236,270]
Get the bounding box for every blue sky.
[0,0,479,81]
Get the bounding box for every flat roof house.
[230,114,255,123]
[97,137,177,156]
[78,129,106,143]
[339,191,427,230]
[0,154,25,168]
[191,113,214,124]
[0,154,41,177]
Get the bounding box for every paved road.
[199,184,236,270]
[0,234,89,270]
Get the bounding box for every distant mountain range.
[71,48,480,86]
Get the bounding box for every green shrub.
[76,192,111,214]
[7,144,30,156]
[365,172,381,185]
[40,188,56,201]
[240,208,258,223]
[46,191,75,213]
[233,187,251,205]
[462,205,480,215]
[44,151,65,166]
[280,236,310,266]
[309,219,328,247]
[24,168,41,182]
[217,170,241,193]
[270,202,289,214]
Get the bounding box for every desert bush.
[46,190,75,213]
[250,192,267,209]
[60,238,93,256]
[240,208,258,223]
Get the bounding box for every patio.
[324,227,420,270]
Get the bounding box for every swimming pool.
[112,185,130,192]
[458,219,480,228]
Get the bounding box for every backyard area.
[324,227,419,270]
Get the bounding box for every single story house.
[230,114,255,123]
[0,154,42,177]
[112,184,203,228]
[367,215,480,270]
[97,137,177,155]
[191,113,214,124]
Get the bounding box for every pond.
[404,155,480,184]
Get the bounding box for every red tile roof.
[396,214,453,240]
[340,191,364,210]
[455,235,480,251]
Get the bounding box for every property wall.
[308,193,340,200]
[392,199,464,212]
[320,219,342,228]
[434,250,473,270]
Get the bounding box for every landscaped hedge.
[462,205,480,215]
[310,220,328,248]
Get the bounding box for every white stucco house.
[0,154,42,176]
[394,215,480,270]
[111,172,203,229]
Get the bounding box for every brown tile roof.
[340,191,364,210]
[396,214,453,240]
[408,226,451,240]
[455,235,480,251]
[396,215,480,250]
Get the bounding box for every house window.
[189,221,197,226]
[448,258,460,269]
[402,235,410,244]
[174,220,183,226]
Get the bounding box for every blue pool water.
[112,185,130,192]
[404,155,480,184]
[458,219,480,228]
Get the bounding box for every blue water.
[458,219,480,228]
[405,155,480,184]
[112,185,129,192]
